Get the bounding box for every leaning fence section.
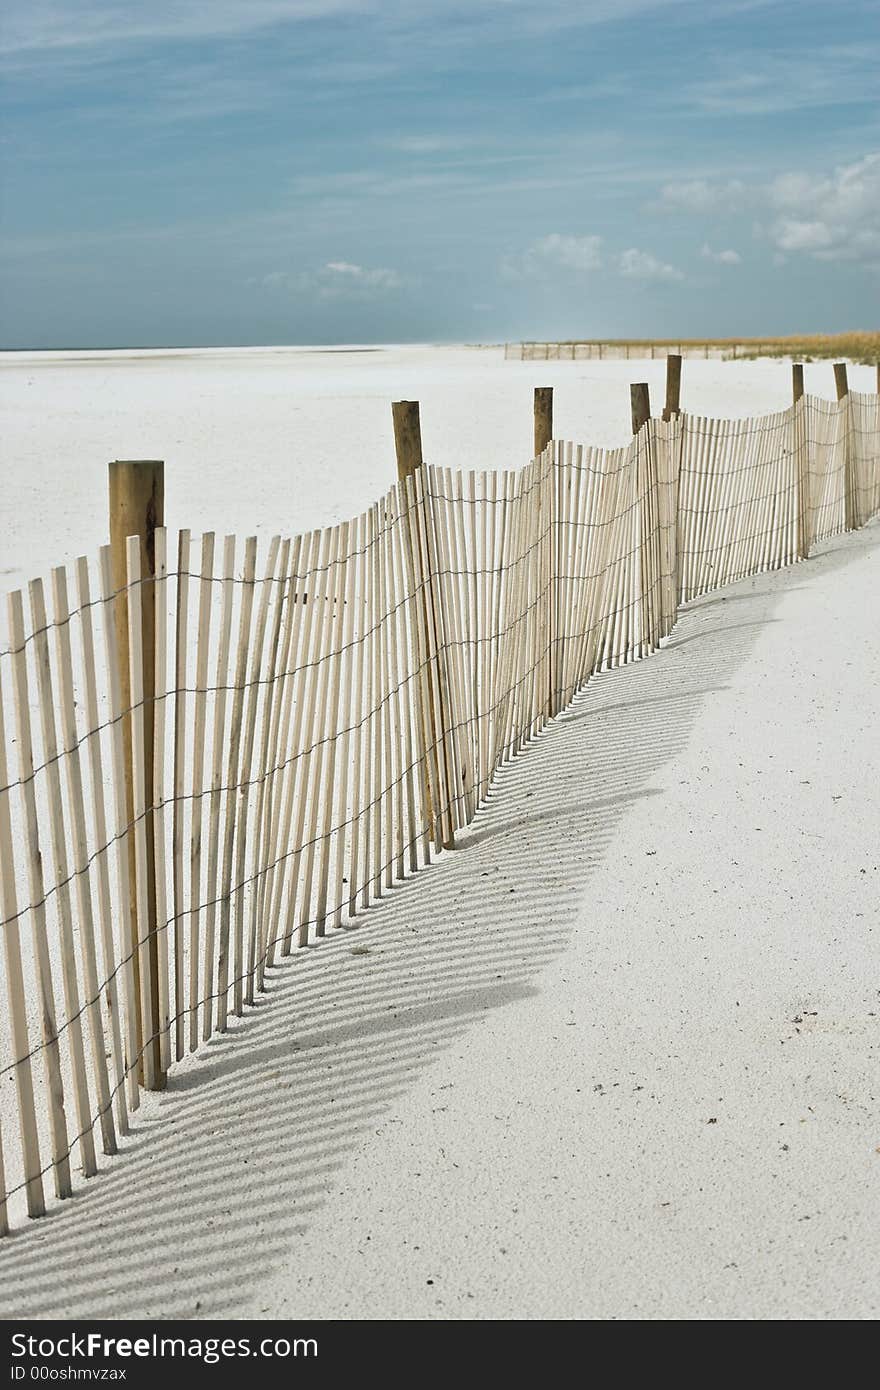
[1,388,878,1234]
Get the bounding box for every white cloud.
[537,233,604,271]
[770,219,836,252]
[700,242,741,265]
[657,179,748,215]
[617,247,683,281]
[764,153,880,265]
[259,260,405,298]
[323,260,403,290]
[503,233,684,283]
[502,232,603,279]
[657,152,880,270]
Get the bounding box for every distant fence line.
[505,340,880,364]
[508,341,762,361]
[1,364,879,1233]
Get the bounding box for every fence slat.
[125,539,159,1092]
[0,664,45,1215]
[30,577,99,1174]
[292,526,340,944]
[259,536,302,974]
[151,529,171,1070]
[269,530,321,956]
[233,537,280,1010]
[217,536,257,1029]
[99,545,141,1115]
[8,590,73,1199]
[75,555,129,1136]
[329,518,360,920]
[248,537,291,988]
[202,535,236,1037]
[315,525,350,934]
[188,532,215,1051]
[50,565,116,1157]
[171,528,190,1061]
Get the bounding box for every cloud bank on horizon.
[1,0,877,347]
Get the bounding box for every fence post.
[791,365,808,558]
[662,354,682,421]
[108,460,165,1090]
[392,403,456,851]
[831,363,855,530]
[630,382,651,435]
[531,389,553,711]
[534,387,553,457]
[392,398,423,477]
[661,357,685,600]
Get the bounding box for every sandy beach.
[0,346,877,1320]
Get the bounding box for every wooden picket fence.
[1,372,878,1234]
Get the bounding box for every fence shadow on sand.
[0,521,875,1319]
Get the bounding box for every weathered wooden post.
[791,364,807,557]
[534,386,553,457]
[831,364,854,530]
[392,404,455,852]
[392,399,423,478]
[662,354,682,421]
[108,460,165,1089]
[529,388,557,720]
[533,389,556,721]
[630,382,651,435]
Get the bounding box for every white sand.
[0,347,877,1320]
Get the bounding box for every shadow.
[0,520,876,1319]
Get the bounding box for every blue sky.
[1,0,878,347]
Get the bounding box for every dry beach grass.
[518,332,880,363]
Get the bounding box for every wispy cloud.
[700,243,741,265]
[383,134,482,155]
[501,232,604,280]
[657,179,749,215]
[257,260,406,298]
[617,247,683,280]
[0,2,357,58]
[3,1,724,59]
[681,43,880,116]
